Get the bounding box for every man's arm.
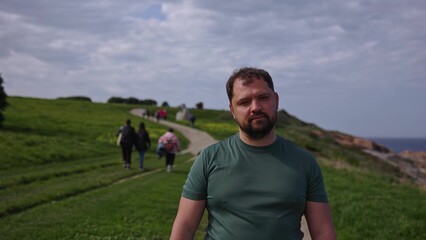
[170,197,206,240]
[305,201,336,240]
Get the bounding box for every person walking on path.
[188,114,196,128]
[135,122,151,171]
[170,67,336,239]
[117,119,136,170]
[158,128,181,172]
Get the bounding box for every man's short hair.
[226,67,275,102]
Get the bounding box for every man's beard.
[237,111,277,139]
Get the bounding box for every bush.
[0,73,8,128]
[57,96,92,102]
[107,97,157,105]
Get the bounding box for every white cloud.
[1,0,426,137]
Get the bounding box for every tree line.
[0,74,206,128]
[0,74,8,128]
[107,97,158,106]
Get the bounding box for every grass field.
[0,97,425,239]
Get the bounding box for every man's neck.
[239,129,277,147]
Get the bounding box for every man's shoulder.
[276,135,296,147]
[277,135,314,159]
[202,134,238,153]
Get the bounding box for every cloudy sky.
[1,0,425,138]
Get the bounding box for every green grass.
[0,158,193,240]
[0,97,189,220]
[322,163,426,239]
[0,96,425,239]
[0,97,188,169]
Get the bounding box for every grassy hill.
[0,96,425,239]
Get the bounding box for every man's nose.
[251,100,263,112]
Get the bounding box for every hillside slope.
[1,97,425,239]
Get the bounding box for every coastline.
[364,149,426,188]
[331,132,426,188]
[367,137,426,153]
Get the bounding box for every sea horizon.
[367,137,426,153]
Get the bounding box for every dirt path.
[130,109,311,239]
[130,109,217,156]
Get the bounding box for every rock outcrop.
[330,131,425,188]
[400,151,426,162]
[331,132,391,153]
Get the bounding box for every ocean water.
[368,138,426,153]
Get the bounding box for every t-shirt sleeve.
[181,151,208,200]
[306,155,329,203]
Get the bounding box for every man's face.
[229,77,279,139]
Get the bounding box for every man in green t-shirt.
[171,67,336,240]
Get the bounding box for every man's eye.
[239,101,250,106]
[259,95,270,101]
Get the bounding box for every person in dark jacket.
[188,114,196,128]
[117,119,136,170]
[135,122,151,171]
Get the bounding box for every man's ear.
[229,103,235,119]
[275,92,279,109]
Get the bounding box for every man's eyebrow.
[236,97,250,102]
[258,92,272,97]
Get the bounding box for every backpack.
[164,138,174,152]
[120,126,134,146]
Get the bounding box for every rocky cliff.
[330,131,391,153]
[331,131,426,188]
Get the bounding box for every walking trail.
[130,109,311,240]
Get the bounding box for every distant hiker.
[117,119,136,170]
[140,108,147,118]
[158,108,168,120]
[135,122,151,171]
[158,128,180,172]
[155,111,160,122]
[188,114,196,128]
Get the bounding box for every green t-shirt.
[182,134,328,240]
